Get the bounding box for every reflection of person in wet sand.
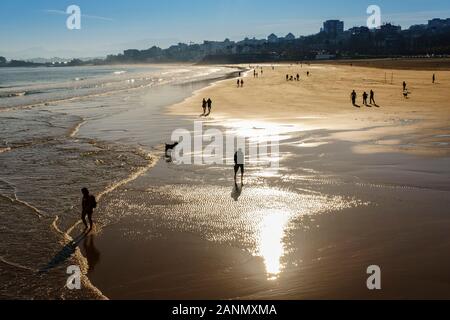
[83,234,101,272]
[231,183,243,202]
[234,149,245,183]
[81,188,97,231]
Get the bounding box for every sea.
[0,64,239,299]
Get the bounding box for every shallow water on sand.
[0,65,238,299]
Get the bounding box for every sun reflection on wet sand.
[257,210,291,280]
[105,182,367,281]
[202,119,302,147]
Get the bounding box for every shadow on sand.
[40,233,86,273]
[39,230,97,273]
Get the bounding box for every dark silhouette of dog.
[403,90,410,99]
[165,142,179,155]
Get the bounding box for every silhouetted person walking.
[207,98,212,115]
[234,149,245,183]
[433,74,436,84]
[351,90,357,106]
[296,74,300,81]
[81,188,97,231]
[240,79,244,87]
[403,81,407,91]
[363,91,368,105]
[237,79,240,88]
[202,98,207,115]
[370,90,376,105]
[286,74,289,81]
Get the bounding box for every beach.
[1,62,450,299]
[86,63,450,299]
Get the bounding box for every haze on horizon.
[1,0,450,60]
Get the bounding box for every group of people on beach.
[286,71,309,82]
[253,68,263,78]
[201,98,213,116]
[351,90,377,107]
[237,79,244,87]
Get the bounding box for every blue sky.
[1,0,450,59]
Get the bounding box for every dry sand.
[87,63,450,299]
[170,64,450,157]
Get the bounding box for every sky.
[1,0,450,59]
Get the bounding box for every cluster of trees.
[0,56,46,67]
[0,57,96,68]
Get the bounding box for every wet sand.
[0,66,239,299]
[86,64,450,299]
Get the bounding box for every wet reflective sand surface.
[0,66,239,299]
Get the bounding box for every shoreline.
[85,63,450,299]
[3,57,449,72]
[0,65,241,300]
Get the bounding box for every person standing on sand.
[403,81,407,91]
[81,188,97,231]
[202,98,207,115]
[363,92,368,105]
[207,98,212,115]
[370,90,376,105]
[240,79,244,87]
[351,90,357,106]
[234,149,245,183]
[237,79,240,88]
[433,74,436,84]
